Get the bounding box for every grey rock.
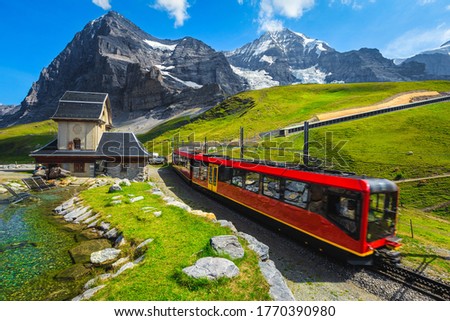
[119,178,131,186]
[63,206,90,221]
[133,254,146,264]
[112,257,130,270]
[113,262,135,277]
[84,273,112,290]
[136,238,154,250]
[167,200,191,212]
[74,210,93,223]
[72,285,106,301]
[69,239,111,263]
[114,234,126,247]
[153,211,162,217]
[129,196,144,203]
[99,222,111,231]
[104,228,118,239]
[217,220,238,233]
[151,188,164,196]
[258,260,295,301]
[134,238,153,258]
[90,248,121,265]
[83,213,100,225]
[87,219,100,228]
[210,235,244,260]
[182,257,239,280]
[111,200,122,205]
[238,232,270,261]
[108,184,122,193]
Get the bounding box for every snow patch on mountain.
[231,65,279,90]
[260,55,275,65]
[144,39,177,51]
[290,66,329,84]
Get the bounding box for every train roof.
[175,148,398,193]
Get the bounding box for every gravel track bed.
[147,166,434,301]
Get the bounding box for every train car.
[172,147,402,265]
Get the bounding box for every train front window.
[367,193,397,242]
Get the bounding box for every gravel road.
[147,165,433,301]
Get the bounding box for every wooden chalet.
[30,91,150,178]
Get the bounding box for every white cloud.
[329,0,374,10]
[383,23,450,58]
[153,0,190,27]
[92,0,112,10]
[446,4,450,10]
[257,0,315,32]
[417,0,435,5]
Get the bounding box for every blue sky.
[0,0,449,105]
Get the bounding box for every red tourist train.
[172,147,402,265]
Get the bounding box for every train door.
[207,164,218,192]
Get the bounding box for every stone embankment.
[51,177,294,301]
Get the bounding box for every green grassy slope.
[144,81,450,153]
[80,183,270,300]
[267,101,450,180]
[0,120,57,164]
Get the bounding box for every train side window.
[244,172,260,193]
[326,188,360,238]
[262,175,280,199]
[219,166,233,182]
[200,165,207,181]
[284,179,309,208]
[231,169,245,187]
[192,161,201,179]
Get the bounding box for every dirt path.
[396,173,450,184]
[316,91,441,121]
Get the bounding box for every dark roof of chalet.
[97,133,150,157]
[30,132,150,158]
[51,91,109,121]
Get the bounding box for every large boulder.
[69,239,111,263]
[182,257,239,280]
[210,235,244,260]
[108,184,122,193]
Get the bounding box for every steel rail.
[371,262,450,301]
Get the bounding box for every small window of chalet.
[73,138,81,150]
[262,175,280,199]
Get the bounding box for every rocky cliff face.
[1,11,245,127]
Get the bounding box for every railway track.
[371,261,450,301]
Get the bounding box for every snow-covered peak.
[228,28,332,59]
[420,41,450,56]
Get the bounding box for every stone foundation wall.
[105,163,144,180]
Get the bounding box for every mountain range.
[1,11,449,129]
